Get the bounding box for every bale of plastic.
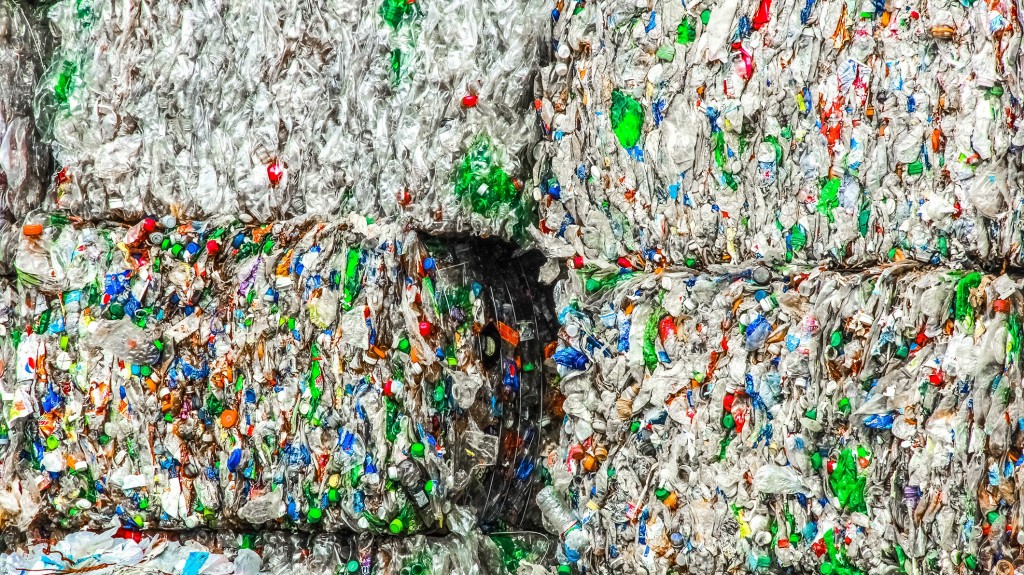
[35,0,546,242]
[0,213,553,534]
[533,0,1024,269]
[543,262,1024,574]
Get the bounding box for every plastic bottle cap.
[410,443,425,458]
[389,518,404,533]
[22,223,43,236]
[307,508,322,522]
[46,435,60,451]
[347,560,360,573]
[220,409,238,428]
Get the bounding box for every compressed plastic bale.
[542,262,1024,574]
[532,0,1024,270]
[0,0,50,223]
[0,213,554,534]
[37,0,545,241]
[0,526,554,575]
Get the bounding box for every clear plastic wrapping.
[0,0,49,227]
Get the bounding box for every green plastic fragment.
[610,90,645,149]
[828,448,867,513]
[453,137,520,216]
[789,225,807,252]
[676,17,697,44]
[380,0,418,30]
[954,271,982,332]
[342,248,363,311]
[818,177,841,222]
[54,61,77,107]
[642,311,661,372]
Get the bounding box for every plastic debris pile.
[2,0,1024,572]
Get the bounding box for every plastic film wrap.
[0,0,50,274]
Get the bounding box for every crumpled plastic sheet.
[0,214,553,534]
[542,262,1024,574]
[0,0,49,268]
[0,518,554,575]
[36,0,545,240]
[533,0,1024,269]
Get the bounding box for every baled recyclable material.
[542,262,1024,574]
[534,0,1024,269]
[0,213,553,535]
[36,0,545,241]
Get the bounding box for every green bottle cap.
[45,435,60,451]
[307,508,322,523]
[347,560,360,573]
[423,480,434,494]
[410,443,425,458]
[557,566,572,575]
[138,498,149,510]
[389,518,404,534]
[654,488,669,501]
[398,338,411,353]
